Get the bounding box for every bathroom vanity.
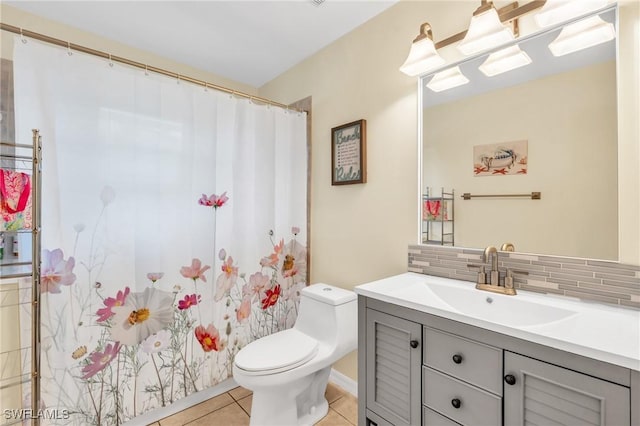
[355,273,640,426]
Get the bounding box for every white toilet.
[232,283,357,426]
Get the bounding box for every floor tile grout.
[329,407,356,426]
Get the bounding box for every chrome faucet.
[483,245,499,286]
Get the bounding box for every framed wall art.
[331,119,367,185]
[473,140,528,177]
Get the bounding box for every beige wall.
[423,61,618,260]
[0,4,257,95]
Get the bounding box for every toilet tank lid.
[302,284,357,306]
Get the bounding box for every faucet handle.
[504,269,529,290]
[467,264,486,285]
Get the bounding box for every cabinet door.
[366,309,422,426]
[504,351,630,426]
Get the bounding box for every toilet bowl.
[232,283,357,426]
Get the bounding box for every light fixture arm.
[473,0,495,17]
[413,22,435,43]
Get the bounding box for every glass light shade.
[549,15,615,57]
[457,8,515,56]
[535,0,609,28]
[399,37,446,76]
[479,45,532,77]
[426,66,470,92]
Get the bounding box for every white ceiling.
[6,0,399,88]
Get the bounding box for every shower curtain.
[13,38,307,425]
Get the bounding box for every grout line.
[237,396,252,417]
[177,393,238,426]
[228,388,252,403]
[329,407,356,426]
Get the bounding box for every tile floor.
[150,383,357,426]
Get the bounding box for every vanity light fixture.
[534,0,610,28]
[400,23,446,76]
[548,14,615,57]
[426,66,469,93]
[479,44,532,77]
[457,0,516,56]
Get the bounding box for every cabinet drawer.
[424,326,502,394]
[423,367,502,426]
[423,406,461,426]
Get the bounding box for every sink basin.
[428,281,577,327]
[397,280,577,328]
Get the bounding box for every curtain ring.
[20,28,27,44]
[108,54,114,67]
[176,75,180,85]
[204,83,208,92]
[67,42,73,56]
[144,65,149,76]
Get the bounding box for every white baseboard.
[329,368,358,398]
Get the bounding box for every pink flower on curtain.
[236,296,252,322]
[96,287,130,322]
[242,271,270,302]
[41,248,77,294]
[198,192,229,209]
[195,324,220,352]
[146,272,164,283]
[214,256,238,301]
[178,294,201,310]
[81,342,121,379]
[261,285,281,310]
[180,258,211,282]
[279,239,307,285]
[259,239,284,267]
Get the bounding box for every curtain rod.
[0,22,300,112]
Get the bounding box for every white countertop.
[355,272,640,371]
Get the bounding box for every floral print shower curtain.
[13,38,307,425]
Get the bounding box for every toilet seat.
[234,328,319,375]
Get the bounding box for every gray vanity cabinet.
[365,309,422,426]
[358,296,636,426]
[504,351,630,426]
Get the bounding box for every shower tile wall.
[408,244,640,309]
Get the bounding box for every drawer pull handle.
[410,340,419,349]
[451,398,462,409]
[504,374,517,386]
[452,354,463,364]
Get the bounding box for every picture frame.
[331,119,367,185]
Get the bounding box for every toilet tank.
[293,284,357,347]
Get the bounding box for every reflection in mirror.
[420,7,621,260]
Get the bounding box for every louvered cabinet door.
[366,309,422,426]
[504,351,630,426]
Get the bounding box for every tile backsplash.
[408,244,640,309]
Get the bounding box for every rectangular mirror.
[419,6,628,261]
